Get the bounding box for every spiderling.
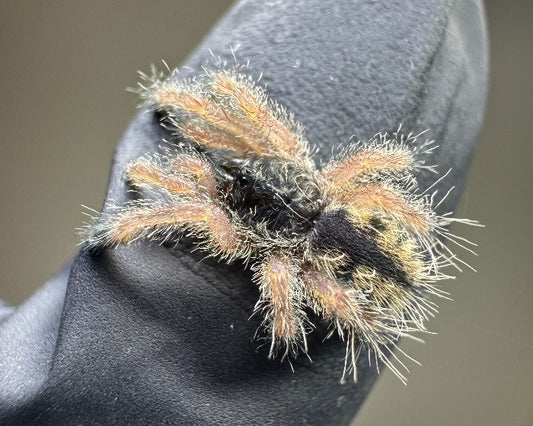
[81,66,479,383]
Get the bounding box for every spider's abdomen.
[311,209,411,285]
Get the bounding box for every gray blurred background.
[0,1,531,425]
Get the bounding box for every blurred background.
[0,1,531,424]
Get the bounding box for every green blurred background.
[0,1,531,424]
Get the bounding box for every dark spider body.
[83,68,478,382]
[219,155,410,285]
[311,210,411,286]
[219,156,323,237]
[213,153,410,286]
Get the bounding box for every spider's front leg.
[254,253,307,359]
[127,152,218,199]
[140,70,310,163]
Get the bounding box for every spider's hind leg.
[253,253,308,359]
[321,143,415,190]
[301,265,418,383]
[300,267,371,379]
[339,183,435,236]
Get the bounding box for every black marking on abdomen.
[311,210,410,285]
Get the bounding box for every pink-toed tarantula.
[83,67,477,382]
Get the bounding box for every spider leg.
[84,199,249,261]
[141,72,309,162]
[254,253,306,359]
[300,267,374,380]
[302,266,424,383]
[127,156,196,196]
[208,72,309,161]
[336,182,434,235]
[151,81,278,157]
[82,149,254,260]
[127,152,218,199]
[167,153,218,198]
[301,267,370,338]
[321,144,414,189]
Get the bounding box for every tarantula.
[83,67,477,382]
